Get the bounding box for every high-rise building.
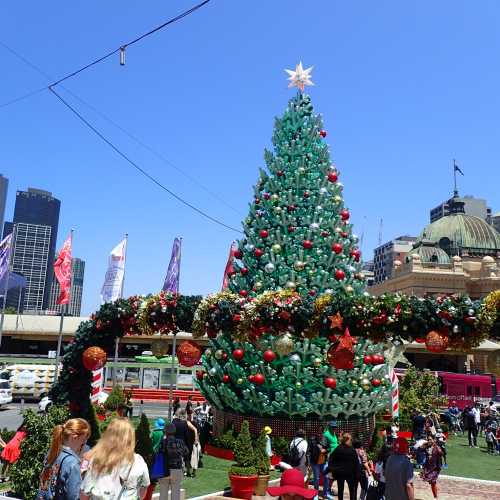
[11,188,60,310]
[491,213,500,234]
[430,195,491,223]
[372,235,417,285]
[0,175,8,236]
[48,258,85,316]
[10,223,52,312]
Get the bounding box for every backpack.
[287,439,305,467]
[37,453,71,500]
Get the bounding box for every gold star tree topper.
[285,62,314,91]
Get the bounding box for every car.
[0,380,12,406]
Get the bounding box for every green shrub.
[10,406,70,500]
[229,421,257,476]
[135,413,154,470]
[84,402,101,447]
[272,436,289,457]
[213,427,236,450]
[255,430,270,475]
[0,427,15,443]
[104,385,126,412]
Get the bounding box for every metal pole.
[0,232,14,350]
[453,159,458,197]
[15,284,22,332]
[54,307,65,382]
[112,337,119,387]
[168,333,177,421]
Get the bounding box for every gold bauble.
[274,206,282,214]
[151,339,169,358]
[271,194,280,203]
[295,382,302,389]
[298,167,306,175]
[334,195,342,203]
[272,244,282,253]
[351,379,358,386]
[275,333,295,357]
[215,349,224,360]
[236,378,244,385]
[294,260,306,271]
[361,378,371,390]
[313,357,322,367]
[346,285,354,293]
[254,281,263,290]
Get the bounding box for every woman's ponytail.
[46,424,64,466]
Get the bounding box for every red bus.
[438,372,496,409]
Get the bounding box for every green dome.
[407,240,451,264]
[418,213,500,255]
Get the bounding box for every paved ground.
[412,475,500,499]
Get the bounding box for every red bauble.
[332,243,343,254]
[254,373,265,385]
[82,346,107,371]
[415,337,426,344]
[263,350,277,363]
[288,225,296,233]
[340,231,349,238]
[303,191,310,198]
[254,248,264,258]
[233,249,243,259]
[324,377,337,389]
[464,316,476,325]
[196,370,204,381]
[277,170,284,177]
[177,341,202,367]
[372,354,385,365]
[233,348,245,361]
[351,249,361,262]
[254,197,260,204]
[335,269,346,280]
[303,240,313,249]
[319,130,327,138]
[363,355,373,365]
[340,209,350,221]
[232,314,241,322]
[239,290,248,297]
[248,374,255,383]
[287,205,296,213]
[425,330,449,353]
[259,230,269,238]
[240,267,248,275]
[222,374,230,383]
[321,230,330,237]
[308,290,317,297]
[263,193,271,200]
[327,172,338,183]
[222,353,228,360]
[371,378,382,387]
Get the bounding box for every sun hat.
[154,418,166,430]
[267,469,317,499]
[264,426,272,435]
[393,437,409,455]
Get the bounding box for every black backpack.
[308,439,321,464]
[287,439,305,467]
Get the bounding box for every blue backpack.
[37,452,73,500]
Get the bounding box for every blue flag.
[0,234,13,288]
[162,238,182,293]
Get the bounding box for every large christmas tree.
[195,64,391,419]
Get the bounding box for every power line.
[49,86,243,234]
[0,40,243,216]
[0,0,211,107]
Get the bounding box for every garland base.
[213,408,375,448]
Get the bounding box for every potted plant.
[228,421,258,500]
[254,429,271,495]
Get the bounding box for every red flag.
[221,242,237,290]
[54,232,72,305]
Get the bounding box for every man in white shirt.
[288,429,309,476]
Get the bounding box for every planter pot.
[205,444,234,461]
[254,474,270,496]
[270,454,281,466]
[229,474,258,500]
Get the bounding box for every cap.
[154,418,165,430]
[267,469,317,499]
[329,419,337,428]
[393,437,409,455]
[264,426,272,435]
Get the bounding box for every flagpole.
[453,159,458,197]
[113,233,127,388]
[15,283,22,332]
[0,232,14,349]
[54,229,73,382]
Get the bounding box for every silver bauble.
[294,260,306,271]
[245,243,255,252]
[286,281,296,289]
[209,367,217,376]
[310,222,320,231]
[289,353,301,364]
[264,262,275,273]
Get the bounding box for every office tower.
[48,258,85,316]
[0,175,8,236]
[10,188,60,311]
[373,235,417,284]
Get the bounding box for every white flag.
[100,238,127,304]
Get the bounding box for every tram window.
[467,386,473,396]
[161,368,175,389]
[475,386,481,397]
[125,367,140,388]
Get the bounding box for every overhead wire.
[49,86,243,234]
[0,40,243,216]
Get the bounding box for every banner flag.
[162,237,182,293]
[100,238,127,303]
[54,233,72,305]
[221,242,237,290]
[0,234,13,287]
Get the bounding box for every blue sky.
[1,1,499,314]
